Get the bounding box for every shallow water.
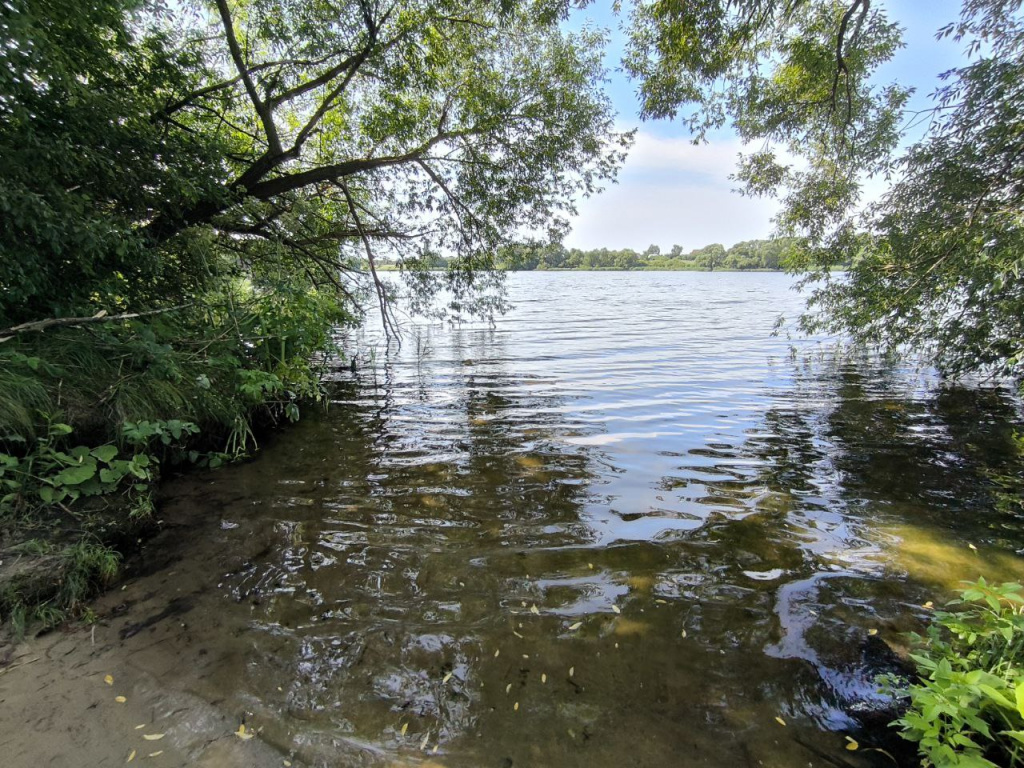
[39,272,1024,767]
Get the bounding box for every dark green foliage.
[0,0,231,325]
[799,5,1024,376]
[619,0,1024,376]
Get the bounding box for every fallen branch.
[0,304,192,341]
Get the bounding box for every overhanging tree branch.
[339,181,399,340]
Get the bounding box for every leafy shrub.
[891,578,1024,767]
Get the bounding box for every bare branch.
[214,0,283,154]
[0,305,191,341]
[247,129,477,200]
[339,182,400,340]
[829,0,870,127]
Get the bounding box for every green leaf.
[978,684,1015,710]
[1001,730,1024,746]
[54,462,97,486]
[90,445,118,464]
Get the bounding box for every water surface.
[121,273,1024,766]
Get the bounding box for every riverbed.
[3,271,1024,767]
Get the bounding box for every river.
[4,271,1024,767]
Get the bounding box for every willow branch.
[339,182,399,340]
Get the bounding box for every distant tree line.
[492,238,812,271]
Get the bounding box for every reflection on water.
[142,273,1024,767]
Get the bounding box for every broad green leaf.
[91,445,118,464]
[54,462,97,486]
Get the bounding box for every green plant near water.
[1,421,157,517]
[890,578,1024,767]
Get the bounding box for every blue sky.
[563,0,968,251]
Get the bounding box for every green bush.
[891,578,1024,767]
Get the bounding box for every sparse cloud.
[566,131,780,251]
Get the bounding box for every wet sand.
[0,479,294,768]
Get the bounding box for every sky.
[562,0,969,252]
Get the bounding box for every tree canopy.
[622,0,1024,376]
[0,0,628,335]
[5,0,1024,374]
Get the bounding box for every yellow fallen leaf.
[923,601,934,609]
[432,745,439,754]
[235,724,253,741]
[401,722,409,736]
[845,737,859,750]
[442,672,453,684]
[115,696,127,703]
[512,631,523,638]
[611,605,621,614]
[568,622,583,631]
[284,762,292,767]
[680,629,687,638]
[587,563,594,569]
[541,673,547,684]
[143,734,165,741]
[775,717,786,727]
[655,599,667,604]
[104,674,114,686]
[493,648,500,658]
[868,629,878,636]
[127,750,136,763]
[513,701,519,711]
[530,604,540,615]
[135,724,146,730]
[569,666,574,677]
[505,683,512,694]
[420,733,429,750]
[147,752,163,758]
[969,543,978,551]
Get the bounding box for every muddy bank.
[0,476,296,768]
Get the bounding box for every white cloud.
[624,132,748,179]
[566,131,780,250]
